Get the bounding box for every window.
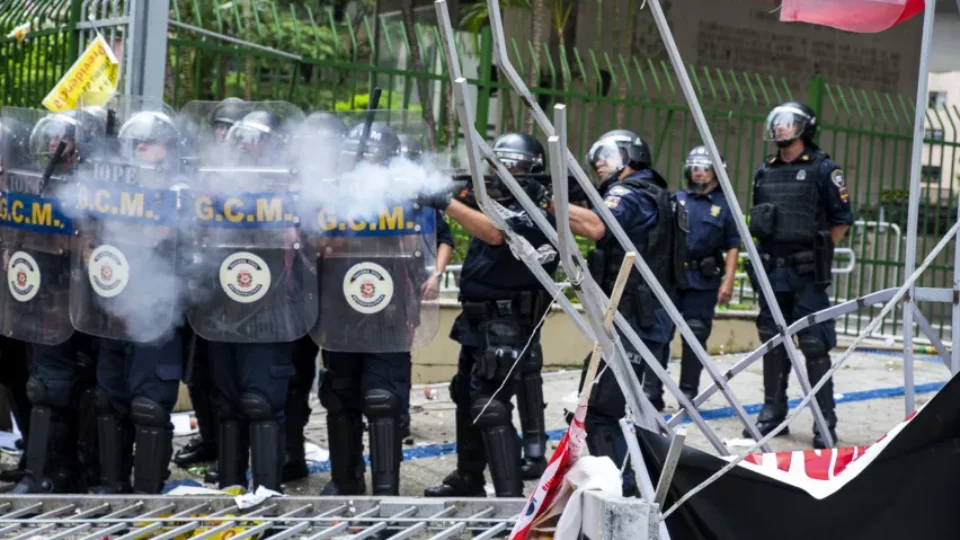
[925,128,945,142]
[922,165,942,184]
[928,91,947,110]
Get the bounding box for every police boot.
[90,407,135,494]
[517,370,547,480]
[281,387,310,483]
[800,337,838,449]
[472,399,523,497]
[13,407,81,494]
[320,413,366,496]
[75,384,101,490]
[679,320,711,404]
[363,390,401,496]
[218,420,250,489]
[131,397,174,494]
[744,342,791,439]
[242,393,283,492]
[424,471,487,497]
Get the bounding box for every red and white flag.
[779,0,925,33]
[508,401,589,540]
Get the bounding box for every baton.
[38,140,67,195]
[353,86,383,166]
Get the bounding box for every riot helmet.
[226,110,286,159]
[0,117,31,171]
[210,97,251,143]
[117,110,181,167]
[492,132,544,174]
[586,129,651,181]
[304,111,348,140]
[397,133,423,164]
[29,111,80,170]
[764,101,817,148]
[684,145,724,194]
[342,121,401,166]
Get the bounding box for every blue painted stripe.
[296,379,947,475]
[163,351,948,491]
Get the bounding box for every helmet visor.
[764,105,811,143]
[226,123,272,155]
[493,149,538,174]
[29,115,77,166]
[586,139,624,178]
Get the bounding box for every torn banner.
[639,372,960,540]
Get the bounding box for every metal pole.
[480,0,770,448]
[639,0,835,446]
[126,0,170,99]
[902,0,938,414]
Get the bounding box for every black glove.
[519,177,553,211]
[417,186,456,211]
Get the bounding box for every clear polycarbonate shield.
[0,107,76,345]
[308,111,439,353]
[763,104,813,143]
[69,95,183,343]
[179,100,319,343]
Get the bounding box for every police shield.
[308,111,439,353]
[0,107,77,345]
[69,95,183,343]
[178,100,318,343]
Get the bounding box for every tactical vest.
[752,151,828,247]
[598,176,687,293]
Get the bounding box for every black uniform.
[424,132,556,498]
[745,102,853,449]
[579,130,685,497]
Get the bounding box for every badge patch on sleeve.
[604,196,621,208]
[831,169,845,187]
[608,186,631,197]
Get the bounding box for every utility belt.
[684,254,722,278]
[460,290,550,326]
[755,231,833,283]
[461,290,550,382]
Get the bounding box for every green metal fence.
[2,0,959,342]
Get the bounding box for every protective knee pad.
[521,344,544,374]
[798,335,829,360]
[469,399,521,497]
[362,389,400,419]
[240,392,274,422]
[363,389,401,496]
[757,324,778,344]
[131,397,168,428]
[95,387,113,414]
[448,374,470,408]
[25,376,47,407]
[687,319,711,344]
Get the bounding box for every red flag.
[779,0,924,33]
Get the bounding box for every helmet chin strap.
[689,179,718,195]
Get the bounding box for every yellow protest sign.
[41,34,120,112]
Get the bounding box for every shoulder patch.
[608,185,631,197]
[603,196,621,208]
[830,169,845,187]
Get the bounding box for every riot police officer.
[0,116,33,484]
[553,129,684,496]
[279,110,349,483]
[673,146,740,402]
[419,132,557,498]
[196,106,309,492]
[88,109,185,494]
[210,97,251,144]
[397,133,454,440]
[744,102,852,449]
[10,109,102,494]
[317,121,424,496]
